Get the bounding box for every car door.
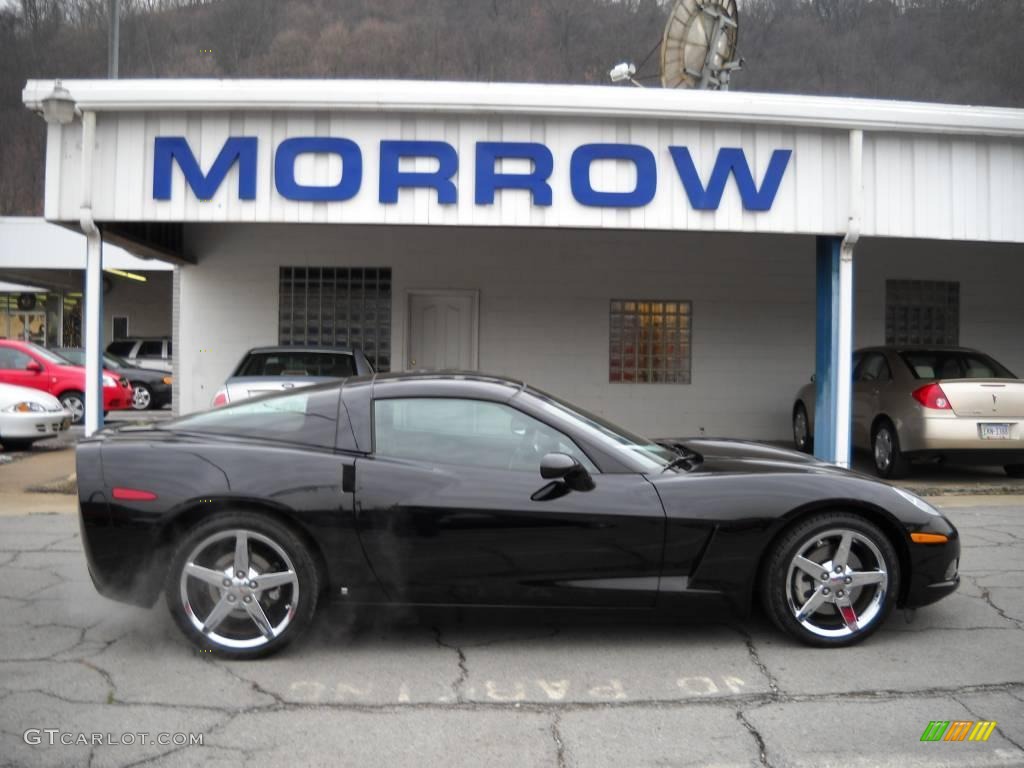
[0,346,46,392]
[353,396,666,608]
[852,352,890,448]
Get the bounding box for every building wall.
[177,223,1024,441]
[104,270,173,341]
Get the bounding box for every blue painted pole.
[814,236,842,463]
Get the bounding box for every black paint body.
[76,374,960,618]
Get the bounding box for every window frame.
[370,395,600,474]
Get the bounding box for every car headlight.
[893,487,941,516]
[162,376,173,385]
[102,375,117,387]
[5,401,46,413]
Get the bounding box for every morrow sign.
[153,137,792,211]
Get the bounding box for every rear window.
[139,341,163,357]
[165,387,340,448]
[235,351,356,378]
[899,351,1016,380]
[107,341,135,356]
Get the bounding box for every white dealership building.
[21,79,1024,463]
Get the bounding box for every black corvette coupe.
[76,372,960,659]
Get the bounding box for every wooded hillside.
[2,0,1022,214]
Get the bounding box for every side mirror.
[810,373,816,383]
[25,360,43,373]
[539,452,595,492]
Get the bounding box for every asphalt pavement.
[0,493,1022,767]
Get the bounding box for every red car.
[0,339,132,424]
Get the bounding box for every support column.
[83,233,104,436]
[814,235,853,466]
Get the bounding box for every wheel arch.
[155,498,331,598]
[754,499,912,608]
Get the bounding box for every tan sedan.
[793,346,1024,478]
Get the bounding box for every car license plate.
[979,423,1011,440]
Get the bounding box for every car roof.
[245,346,357,354]
[858,345,982,354]
[343,370,526,398]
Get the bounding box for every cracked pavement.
[1,498,1023,767]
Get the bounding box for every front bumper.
[102,384,133,411]
[902,532,961,608]
[0,410,71,440]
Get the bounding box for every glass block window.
[609,300,692,384]
[885,280,959,346]
[279,267,391,371]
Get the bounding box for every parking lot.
[1,482,1023,767]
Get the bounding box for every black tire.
[58,390,85,425]
[872,420,910,479]
[1,438,36,451]
[1005,464,1024,479]
[761,512,900,648]
[165,512,320,660]
[131,383,153,411]
[793,403,813,454]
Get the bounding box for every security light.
[41,80,76,125]
[609,62,637,84]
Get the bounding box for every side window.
[139,341,163,357]
[0,348,33,370]
[856,353,889,383]
[168,387,340,448]
[374,398,598,473]
[107,341,135,356]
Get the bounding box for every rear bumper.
[900,414,1024,458]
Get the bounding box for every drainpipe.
[834,129,863,468]
[80,110,105,437]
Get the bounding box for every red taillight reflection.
[112,487,158,501]
[912,383,951,410]
[212,389,228,407]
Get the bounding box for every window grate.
[609,300,692,384]
[885,280,959,346]
[279,267,391,371]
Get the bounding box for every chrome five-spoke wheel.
[131,384,152,410]
[166,514,319,658]
[786,529,888,639]
[762,513,900,647]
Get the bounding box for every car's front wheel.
[165,513,320,659]
[59,391,85,425]
[131,383,153,410]
[0,438,36,451]
[761,512,899,647]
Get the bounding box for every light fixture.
[609,62,638,84]
[41,80,77,125]
[103,268,147,283]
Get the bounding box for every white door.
[407,292,478,371]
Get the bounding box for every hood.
[656,437,843,476]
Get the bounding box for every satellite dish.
[660,0,741,90]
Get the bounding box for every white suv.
[106,338,172,371]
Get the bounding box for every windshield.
[28,343,74,366]
[523,386,678,472]
[898,350,1016,380]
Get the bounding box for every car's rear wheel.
[59,391,85,425]
[793,403,812,453]
[165,513,319,659]
[761,512,899,647]
[872,420,910,479]
[1005,464,1024,479]
[131,383,152,410]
